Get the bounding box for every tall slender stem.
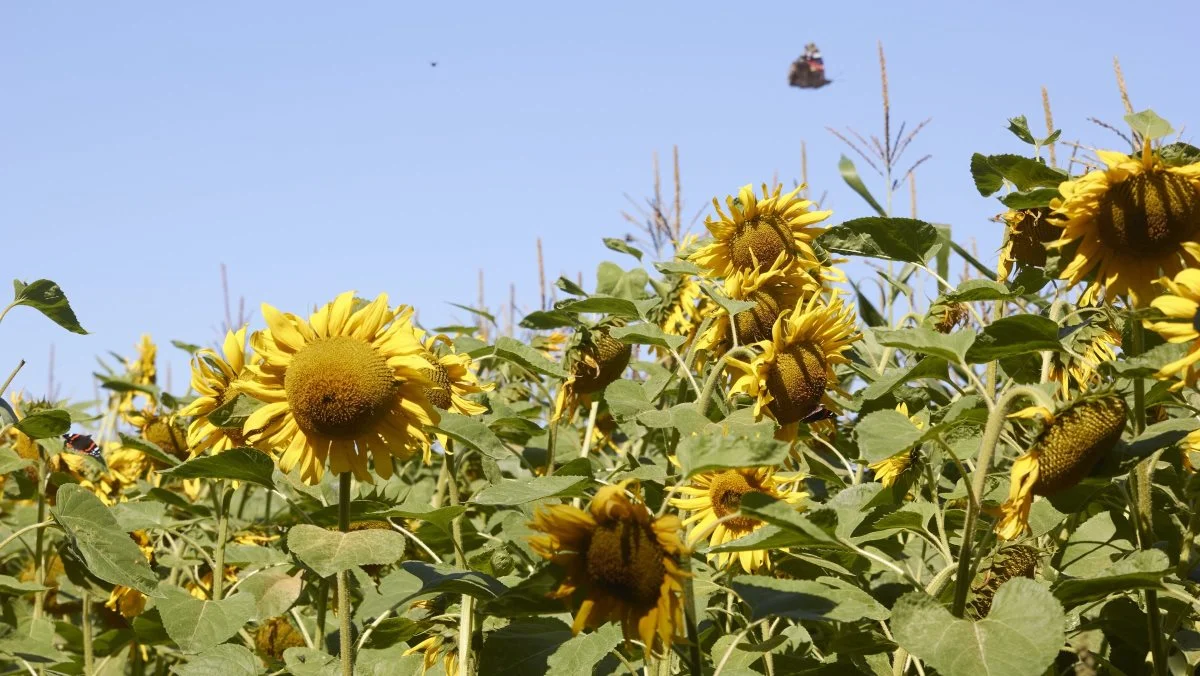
[337,473,353,676]
[82,590,95,675]
[31,445,47,623]
[445,448,473,676]
[211,482,230,601]
[1127,312,1167,676]
[951,384,1053,617]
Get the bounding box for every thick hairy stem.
[445,449,473,676]
[32,446,47,623]
[695,347,755,417]
[950,384,1053,617]
[211,483,231,601]
[337,473,353,676]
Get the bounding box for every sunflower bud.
[1032,395,1126,496]
[572,328,632,394]
[255,616,306,661]
[969,545,1038,618]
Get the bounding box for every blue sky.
[2,1,1197,402]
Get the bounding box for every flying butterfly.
[789,42,831,90]
[62,433,103,461]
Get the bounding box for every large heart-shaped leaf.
[891,578,1065,676]
[157,586,257,653]
[50,484,158,594]
[287,524,407,577]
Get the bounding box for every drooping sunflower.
[996,394,1127,540]
[118,334,159,426]
[1047,323,1121,398]
[1144,268,1200,390]
[255,616,308,662]
[695,257,816,359]
[997,208,1058,281]
[868,403,924,487]
[727,294,860,435]
[419,334,493,417]
[180,327,264,456]
[528,482,686,653]
[239,292,440,485]
[672,466,807,572]
[689,184,832,280]
[552,325,632,423]
[1050,145,1200,306]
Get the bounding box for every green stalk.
[445,447,473,676]
[950,384,1053,617]
[32,443,47,623]
[1127,313,1168,676]
[695,347,754,417]
[211,482,231,601]
[337,472,353,676]
[82,590,94,675]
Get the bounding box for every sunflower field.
[5,77,1200,676]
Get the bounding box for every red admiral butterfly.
[788,43,831,90]
[62,433,103,461]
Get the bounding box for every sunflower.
[695,257,816,359]
[727,294,860,435]
[404,634,458,676]
[255,616,308,662]
[1050,145,1200,306]
[180,327,264,456]
[1144,268,1200,390]
[118,334,159,426]
[672,467,806,572]
[418,334,493,417]
[552,325,632,423]
[1180,428,1200,473]
[76,444,151,506]
[997,208,1058,281]
[239,292,440,485]
[1047,324,1121,398]
[996,394,1126,540]
[689,184,832,280]
[528,482,686,653]
[868,403,924,487]
[652,272,710,354]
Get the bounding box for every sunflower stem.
[678,553,703,676]
[1128,313,1168,676]
[211,482,231,601]
[31,442,47,624]
[82,590,94,676]
[695,347,754,417]
[444,447,473,676]
[950,383,1054,617]
[337,472,353,676]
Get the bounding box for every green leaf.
[157,447,275,488]
[0,617,62,664]
[891,578,1065,676]
[610,322,685,350]
[118,432,181,467]
[1125,109,1174,141]
[519,309,576,330]
[873,326,975,363]
[970,153,1067,196]
[479,618,573,676]
[432,413,509,460]
[655,260,701,276]
[493,337,567,378]
[819,217,941,264]
[1106,341,1187,377]
[205,393,265,429]
[110,501,170,531]
[1056,512,1133,578]
[594,263,649,301]
[448,302,496,325]
[545,623,622,673]
[966,314,1061,363]
[855,409,924,462]
[1006,115,1036,144]
[999,187,1060,209]
[676,424,789,477]
[170,340,203,355]
[861,358,948,401]
[703,285,756,317]
[1159,142,1200,167]
[837,155,886,217]
[736,494,843,548]
[13,408,71,439]
[1052,550,1170,606]
[50,484,158,594]
[10,279,87,334]
[0,397,16,428]
[556,295,641,318]
[732,576,889,622]
[175,644,263,676]
[0,574,50,594]
[851,280,886,328]
[400,561,508,600]
[471,475,588,505]
[380,504,466,535]
[937,279,1022,304]
[556,276,588,297]
[286,524,407,577]
[281,649,339,676]
[603,237,643,261]
[238,569,303,619]
[157,586,257,653]
[0,446,32,474]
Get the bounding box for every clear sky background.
[2,1,1198,403]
